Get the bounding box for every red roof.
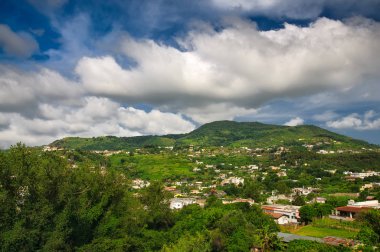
[261,206,276,211]
[336,206,371,213]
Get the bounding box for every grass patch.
[109,153,195,180]
[294,225,357,239]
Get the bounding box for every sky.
[1,0,380,148]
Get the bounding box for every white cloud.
[0,65,82,112]
[76,17,380,123]
[0,97,195,148]
[0,24,39,58]
[284,117,304,126]
[327,111,380,130]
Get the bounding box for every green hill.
[50,121,375,150]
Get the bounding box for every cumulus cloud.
[76,17,380,123]
[0,24,39,58]
[284,117,304,126]
[326,110,380,130]
[0,97,195,148]
[0,65,82,113]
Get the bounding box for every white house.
[170,198,196,209]
[221,177,244,186]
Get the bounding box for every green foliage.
[162,232,211,252]
[356,210,380,245]
[109,153,194,180]
[299,205,317,224]
[292,195,306,206]
[356,226,379,246]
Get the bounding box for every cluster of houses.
[344,171,380,180]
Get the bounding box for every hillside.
[50,121,375,150]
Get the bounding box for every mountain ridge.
[49,120,376,151]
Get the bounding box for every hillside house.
[330,200,380,220]
[170,198,196,209]
[261,204,300,224]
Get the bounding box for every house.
[314,197,326,204]
[265,212,292,225]
[261,204,300,224]
[330,200,380,220]
[266,194,293,204]
[360,183,380,191]
[132,179,150,189]
[248,164,259,170]
[169,198,196,209]
[292,187,319,196]
[344,171,380,179]
[221,176,244,186]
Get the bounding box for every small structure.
[132,179,150,189]
[169,198,196,209]
[313,197,326,204]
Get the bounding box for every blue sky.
[1,0,380,147]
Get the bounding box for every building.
[344,171,380,180]
[261,204,300,224]
[221,176,244,186]
[314,197,326,204]
[266,194,293,204]
[265,213,292,225]
[330,200,380,220]
[169,198,196,209]
[132,179,150,189]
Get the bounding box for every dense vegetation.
[0,144,280,251]
[50,121,374,150]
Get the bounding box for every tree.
[356,226,379,246]
[299,205,317,225]
[242,179,263,202]
[292,195,306,206]
[256,225,283,252]
[140,181,174,230]
[276,181,291,195]
[357,210,380,241]
[162,233,211,252]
